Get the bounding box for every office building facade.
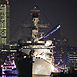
[0,0,10,48]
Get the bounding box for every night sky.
[10,0,77,46]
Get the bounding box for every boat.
[2,56,17,75]
[15,5,61,76]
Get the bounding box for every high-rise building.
[0,0,10,48]
[67,47,77,67]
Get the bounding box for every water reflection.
[2,75,51,77]
[32,75,51,77]
[2,75,17,77]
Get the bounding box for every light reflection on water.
[1,75,51,77]
[32,75,51,77]
[2,75,17,77]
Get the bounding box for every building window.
[2,38,6,44]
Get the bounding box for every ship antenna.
[34,0,38,6]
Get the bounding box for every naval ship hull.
[33,58,52,75]
[15,41,55,76]
[16,54,53,76]
[16,58,52,76]
[16,54,32,77]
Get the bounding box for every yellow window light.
[6,0,9,5]
[1,65,3,68]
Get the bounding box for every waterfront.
[0,0,77,77]
[1,73,77,77]
[1,75,51,77]
[33,75,51,77]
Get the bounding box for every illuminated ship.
[15,5,61,76]
[2,58,17,75]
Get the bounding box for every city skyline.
[0,1,77,76]
[9,0,77,46]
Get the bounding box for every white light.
[45,40,52,46]
[57,25,61,29]
[51,64,54,72]
[34,7,36,8]
[24,56,26,58]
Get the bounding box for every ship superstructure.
[15,5,61,76]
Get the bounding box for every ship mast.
[30,6,40,42]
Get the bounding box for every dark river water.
[1,75,51,77]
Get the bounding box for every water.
[2,75,17,77]
[32,75,51,77]
[1,75,51,77]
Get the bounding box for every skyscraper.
[0,0,10,48]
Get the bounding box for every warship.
[15,5,61,76]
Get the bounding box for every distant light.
[24,56,26,58]
[6,0,9,5]
[71,48,73,50]
[30,13,33,15]
[53,38,56,40]
[34,7,36,8]
[74,52,76,54]
[38,13,40,15]
[1,65,3,68]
